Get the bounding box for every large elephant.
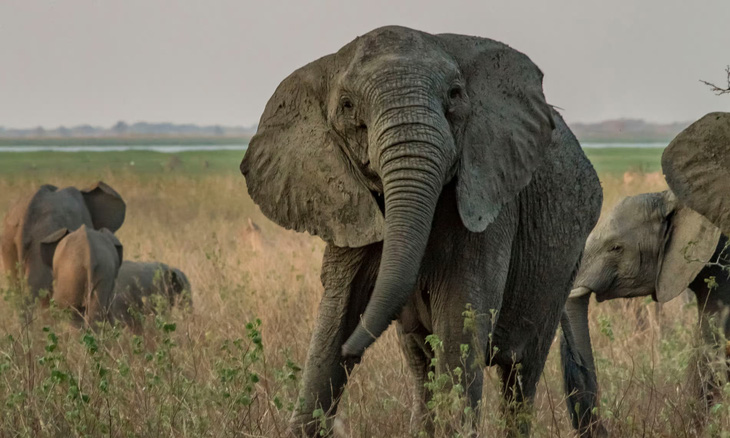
[1,182,126,300]
[40,225,124,324]
[662,112,730,236]
[107,261,191,329]
[241,26,602,436]
[563,190,729,436]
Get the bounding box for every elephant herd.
[2,25,729,437]
[1,182,191,329]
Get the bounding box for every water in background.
[0,145,247,153]
[0,142,666,152]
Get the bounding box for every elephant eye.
[449,86,462,100]
[609,244,622,253]
[340,96,354,112]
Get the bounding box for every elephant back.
[20,185,93,263]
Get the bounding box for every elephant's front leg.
[397,303,434,436]
[690,288,729,425]
[289,244,379,437]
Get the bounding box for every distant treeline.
[571,119,690,143]
[0,136,250,146]
[0,121,256,139]
[0,119,693,144]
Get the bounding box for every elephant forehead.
[344,27,455,74]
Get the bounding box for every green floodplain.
[0,147,664,177]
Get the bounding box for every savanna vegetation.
[0,148,726,437]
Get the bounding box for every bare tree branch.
[700,65,730,95]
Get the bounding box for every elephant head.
[40,225,123,324]
[570,190,720,304]
[662,112,730,235]
[241,26,555,357]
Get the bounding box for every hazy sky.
[1,0,728,129]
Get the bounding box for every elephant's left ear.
[81,181,126,232]
[40,228,70,268]
[240,55,384,247]
[662,112,730,236]
[437,34,555,232]
[655,192,721,303]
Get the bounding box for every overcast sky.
[1,0,728,129]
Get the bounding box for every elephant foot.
[408,406,433,437]
[332,418,349,438]
[288,414,348,438]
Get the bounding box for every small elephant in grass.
[1,182,125,300]
[107,261,192,329]
[40,225,123,325]
[241,26,602,437]
[562,190,730,435]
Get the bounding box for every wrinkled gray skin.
[241,26,602,437]
[1,182,126,301]
[107,261,192,329]
[40,225,124,325]
[564,190,729,436]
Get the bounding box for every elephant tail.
[560,310,606,437]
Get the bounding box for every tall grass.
[0,167,727,437]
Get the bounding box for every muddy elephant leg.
[430,315,485,437]
[396,318,433,436]
[429,275,499,436]
[498,331,556,438]
[289,244,379,437]
[1,237,19,284]
[689,288,727,427]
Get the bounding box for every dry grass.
[0,167,727,437]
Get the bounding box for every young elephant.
[40,225,124,324]
[563,190,728,435]
[1,181,125,300]
[106,261,191,328]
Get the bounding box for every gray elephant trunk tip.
[341,326,375,358]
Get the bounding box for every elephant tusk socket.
[569,286,592,299]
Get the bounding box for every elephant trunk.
[562,292,606,436]
[564,293,596,376]
[342,97,453,358]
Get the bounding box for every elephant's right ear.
[240,57,384,248]
[81,182,126,232]
[662,112,730,236]
[655,192,721,303]
[40,228,70,268]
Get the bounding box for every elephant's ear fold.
[100,228,124,266]
[438,34,555,232]
[40,228,70,268]
[655,192,721,303]
[240,56,384,247]
[662,112,730,236]
[81,182,126,232]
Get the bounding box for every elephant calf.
[563,190,730,435]
[106,261,191,328]
[40,225,124,324]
